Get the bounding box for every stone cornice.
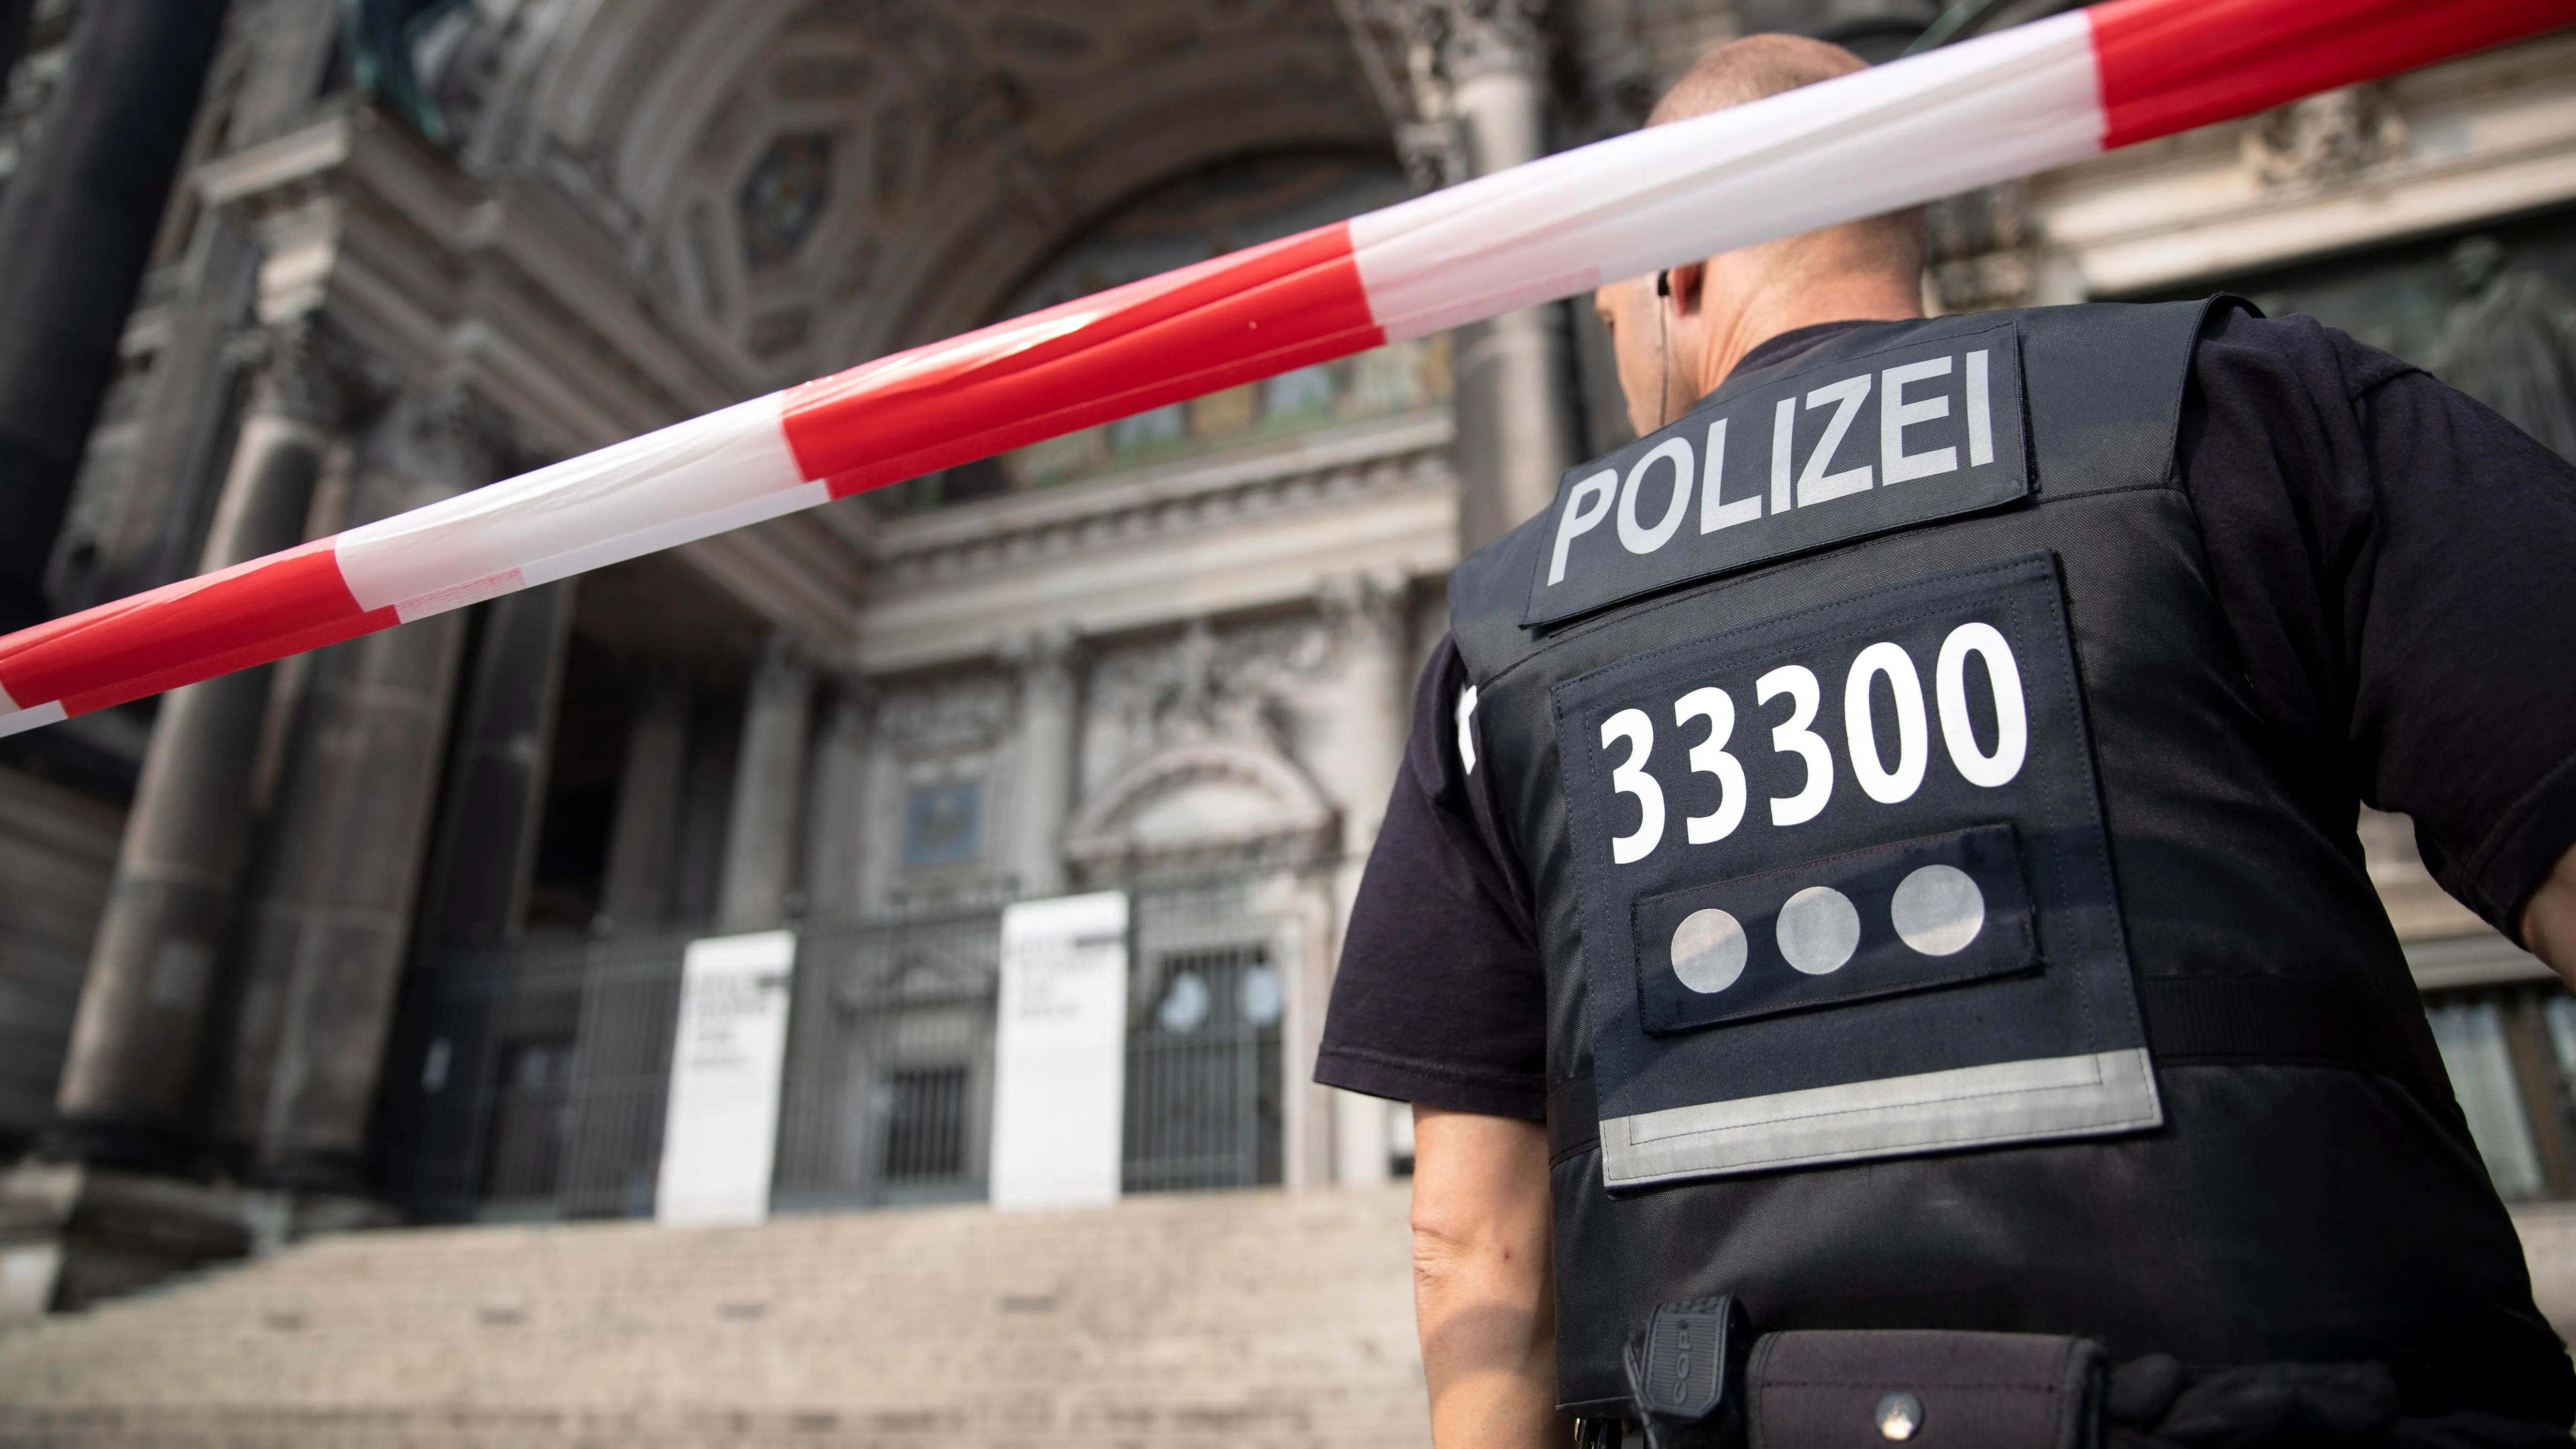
[2029,31,2576,297]
[875,410,1451,563]
[190,102,869,647]
[857,411,1459,674]
[193,102,747,447]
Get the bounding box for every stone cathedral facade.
[0,0,2572,1306]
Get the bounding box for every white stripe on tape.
[337,392,808,613]
[1351,13,2101,339]
[511,476,834,593]
[0,700,68,739]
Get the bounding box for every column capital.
[1000,623,1084,694]
[1318,567,1412,654]
[753,628,820,692]
[822,668,881,717]
[1391,0,1549,87]
[222,322,355,433]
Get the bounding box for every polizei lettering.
[1522,318,2028,626]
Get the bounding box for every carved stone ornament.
[1088,613,1347,776]
[999,624,1082,705]
[1396,116,1467,191]
[1396,0,1548,86]
[220,320,385,435]
[2243,85,2407,191]
[1316,567,1411,658]
[1063,738,1339,876]
[878,673,1012,754]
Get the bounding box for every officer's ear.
[1663,261,1707,318]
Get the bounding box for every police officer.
[1317,32,2576,1449]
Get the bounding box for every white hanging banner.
[655,930,797,1226]
[990,891,1130,1210]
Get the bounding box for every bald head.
[1648,32,1868,125]
[1590,34,1928,434]
[1646,33,1922,278]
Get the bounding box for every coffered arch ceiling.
[434,0,1395,395]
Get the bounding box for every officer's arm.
[1411,1106,1573,1449]
[2523,843,2576,989]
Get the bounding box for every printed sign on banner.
[655,930,796,1226]
[990,892,1130,1210]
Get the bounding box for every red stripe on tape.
[0,540,396,717]
[2089,0,2576,150]
[782,221,1383,497]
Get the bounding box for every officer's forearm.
[2522,842,2576,989]
[1409,1107,1572,1449]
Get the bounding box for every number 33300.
[1595,623,2027,865]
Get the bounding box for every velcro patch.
[1524,318,2027,626]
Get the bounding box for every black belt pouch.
[1747,1330,2103,1449]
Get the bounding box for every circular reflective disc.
[1875,1391,1924,1441]
[1158,971,1210,1034]
[1239,963,1284,1026]
[1669,909,1748,993]
[1891,864,1986,956]
[1777,886,1860,975]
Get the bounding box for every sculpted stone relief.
[2242,85,2408,192]
[877,672,1012,758]
[1059,591,1418,874]
[1086,615,1344,785]
[2432,237,2576,460]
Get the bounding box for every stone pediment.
[1064,739,1336,875]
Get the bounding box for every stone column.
[46,341,335,1168]
[0,0,232,631]
[410,582,576,948]
[717,635,815,933]
[216,391,477,1188]
[1398,0,1581,553]
[0,0,37,91]
[1316,571,1413,1187]
[855,701,906,914]
[801,678,875,922]
[596,673,691,936]
[1317,570,1414,864]
[1003,627,1081,900]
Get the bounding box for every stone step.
[0,1185,1429,1449]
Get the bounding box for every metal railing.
[377,875,1303,1221]
[771,906,1001,1212]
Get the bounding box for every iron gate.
[378,878,1303,1221]
[770,907,1000,1211]
[1123,943,1284,1192]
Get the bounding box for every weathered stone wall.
[0,767,121,1147]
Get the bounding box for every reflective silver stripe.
[1597,1047,2161,1188]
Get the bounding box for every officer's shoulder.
[1448,512,1552,685]
[2188,304,2423,404]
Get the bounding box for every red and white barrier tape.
[2,0,2566,736]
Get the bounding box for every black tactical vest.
[1446,302,2572,1421]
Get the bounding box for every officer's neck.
[1689,255,1924,398]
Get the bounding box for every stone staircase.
[0,1184,1428,1449]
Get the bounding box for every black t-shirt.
[1318,305,2576,1121]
